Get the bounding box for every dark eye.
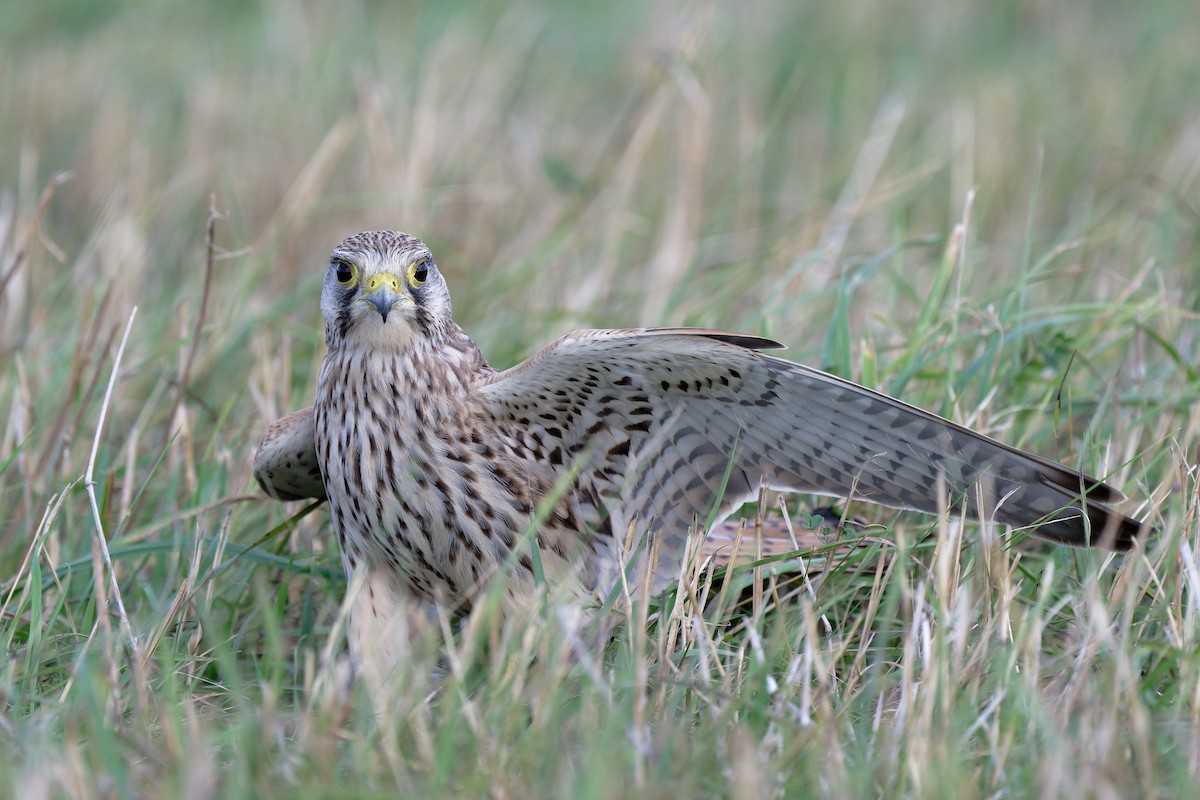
[410,259,429,286]
[334,260,356,286]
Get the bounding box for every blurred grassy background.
[1,0,1198,796]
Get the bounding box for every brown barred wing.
[477,328,1146,589]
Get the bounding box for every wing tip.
[690,330,786,351]
[1033,505,1153,551]
[1092,510,1154,551]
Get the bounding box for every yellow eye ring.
[333,259,358,286]
[408,259,429,287]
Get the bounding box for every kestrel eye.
[410,259,430,286]
[334,260,357,286]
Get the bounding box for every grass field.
[2,1,1198,796]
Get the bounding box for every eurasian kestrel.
[254,230,1148,687]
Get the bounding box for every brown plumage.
[255,230,1150,687]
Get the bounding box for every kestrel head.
[321,231,452,349]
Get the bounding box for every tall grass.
[1,1,1197,796]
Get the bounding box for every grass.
[1,0,1198,796]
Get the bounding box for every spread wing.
[476,328,1146,587]
[254,327,1149,589]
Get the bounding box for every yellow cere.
[364,273,402,294]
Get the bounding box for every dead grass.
[1,1,1198,796]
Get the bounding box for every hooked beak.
[361,272,405,323]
